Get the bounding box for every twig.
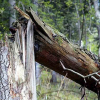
[57,73,67,96]
[60,61,84,78]
[60,60,100,84]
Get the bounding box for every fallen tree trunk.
[11,6,100,94]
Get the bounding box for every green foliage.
[87,33,98,54]
[65,0,73,7]
[40,70,51,83]
[0,8,5,14]
[55,36,63,45]
[37,67,98,100]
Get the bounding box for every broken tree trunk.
[11,6,100,94]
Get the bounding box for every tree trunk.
[35,62,40,85]
[75,2,82,47]
[13,6,100,94]
[96,25,100,59]
[9,0,16,27]
[32,0,38,14]
[0,44,12,100]
[93,0,100,60]
[85,17,88,49]
[8,19,38,100]
[93,0,100,19]
[51,71,57,84]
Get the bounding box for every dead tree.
[9,6,100,97]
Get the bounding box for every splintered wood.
[9,6,100,94]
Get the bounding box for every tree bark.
[0,45,12,100]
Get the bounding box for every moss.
[55,36,63,46]
[47,23,66,38]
